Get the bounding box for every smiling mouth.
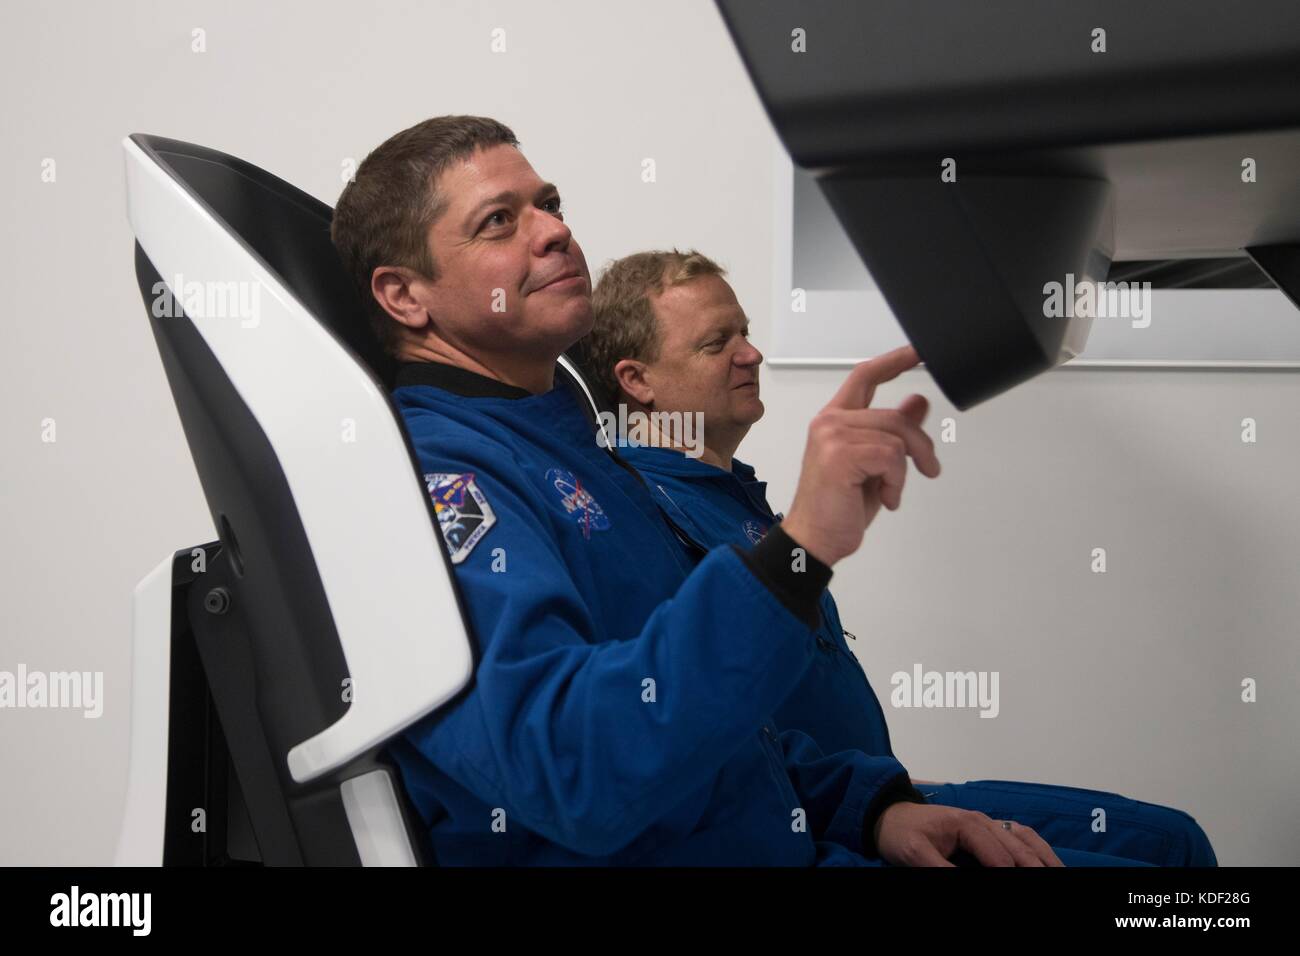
[532,274,584,293]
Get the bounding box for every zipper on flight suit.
[759,723,801,809]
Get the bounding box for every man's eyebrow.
[461,182,560,232]
[697,315,749,342]
[695,325,733,345]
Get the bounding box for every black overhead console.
[716,0,1300,407]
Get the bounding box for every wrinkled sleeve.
[780,728,923,857]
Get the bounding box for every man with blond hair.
[580,248,1217,867]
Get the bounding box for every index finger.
[1010,825,1065,867]
[827,345,921,411]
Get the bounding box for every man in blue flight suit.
[580,248,1218,867]
[331,114,1144,866]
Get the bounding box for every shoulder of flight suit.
[395,401,835,856]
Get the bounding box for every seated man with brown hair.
[331,113,1135,866]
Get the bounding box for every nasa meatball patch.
[425,472,496,564]
[544,467,611,539]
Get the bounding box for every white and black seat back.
[118,134,474,865]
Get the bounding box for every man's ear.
[371,265,432,330]
[613,358,653,407]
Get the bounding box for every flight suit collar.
[394,361,534,399]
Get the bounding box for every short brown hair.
[586,249,726,401]
[330,115,519,357]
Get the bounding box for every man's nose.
[529,206,573,256]
[736,342,764,367]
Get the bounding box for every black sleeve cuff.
[734,521,832,630]
[861,773,929,858]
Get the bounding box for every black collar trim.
[394,361,534,400]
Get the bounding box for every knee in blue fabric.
[944,847,1151,867]
[919,779,1216,867]
[966,780,1217,867]
[1050,847,1154,868]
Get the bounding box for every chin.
[570,298,595,336]
[738,396,765,424]
[529,297,593,350]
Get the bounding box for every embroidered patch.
[545,468,611,539]
[425,472,496,564]
[742,519,768,545]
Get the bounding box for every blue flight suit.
[386,362,924,866]
[624,445,894,759]
[623,444,1217,867]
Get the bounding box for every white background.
[0,0,1296,865]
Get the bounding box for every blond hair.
[585,249,726,401]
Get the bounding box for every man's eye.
[542,197,564,216]
[483,211,508,229]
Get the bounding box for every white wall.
[0,0,1294,865]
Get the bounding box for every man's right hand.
[781,345,941,567]
[874,801,1066,867]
